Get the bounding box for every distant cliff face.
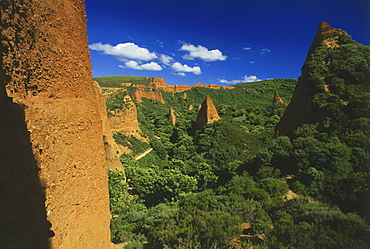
[0,1,110,248]
[152,78,234,93]
[276,22,354,137]
[195,96,221,129]
[110,95,141,132]
[133,89,165,103]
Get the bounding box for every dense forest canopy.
[102,37,370,248]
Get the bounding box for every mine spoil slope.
[1,1,110,248]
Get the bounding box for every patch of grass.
[94,75,152,87]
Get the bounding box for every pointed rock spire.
[276,22,354,137]
[195,96,221,129]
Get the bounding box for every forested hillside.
[103,24,370,249]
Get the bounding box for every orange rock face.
[110,95,140,131]
[133,89,165,103]
[195,96,221,129]
[0,1,110,248]
[273,90,287,106]
[150,78,234,93]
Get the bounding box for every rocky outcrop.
[273,90,287,106]
[133,89,165,103]
[168,107,176,126]
[110,95,141,132]
[195,96,221,129]
[149,78,234,93]
[0,1,110,248]
[183,92,187,99]
[276,22,352,137]
[104,78,234,105]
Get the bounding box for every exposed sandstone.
[150,78,234,93]
[110,95,140,131]
[168,107,176,126]
[133,89,165,103]
[195,96,221,129]
[273,90,287,106]
[0,1,110,248]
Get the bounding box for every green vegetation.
[94,75,152,87]
[105,40,370,248]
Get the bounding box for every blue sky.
[86,0,370,86]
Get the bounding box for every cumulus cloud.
[89,42,158,61]
[179,43,227,62]
[119,61,162,71]
[171,62,201,75]
[159,54,174,66]
[177,72,186,76]
[218,75,261,84]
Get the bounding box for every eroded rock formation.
[110,95,141,132]
[276,22,352,137]
[195,96,221,129]
[168,107,176,126]
[0,1,110,248]
[146,78,234,93]
[273,90,287,106]
[133,89,165,103]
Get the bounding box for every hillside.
[106,23,370,249]
[94,75,152,87]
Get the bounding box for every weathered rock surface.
[168,107,176,126]
[110,95,141,132]
[276,22,350,137]
[0,1,110,248]
[195,96,221,129]
[133,89,165,103]
[155,79,234,93]
[273,90,287,106]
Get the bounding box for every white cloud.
[177,72,186,76]
[250,61,255,64]
[119,61,162,71]
[218,75,261,84]
[243,47,252,51]
[89,42,158,61]
[179,43,227,62]
[171,62,201,75]
[159,54,174,66]
[260,48,271,54]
